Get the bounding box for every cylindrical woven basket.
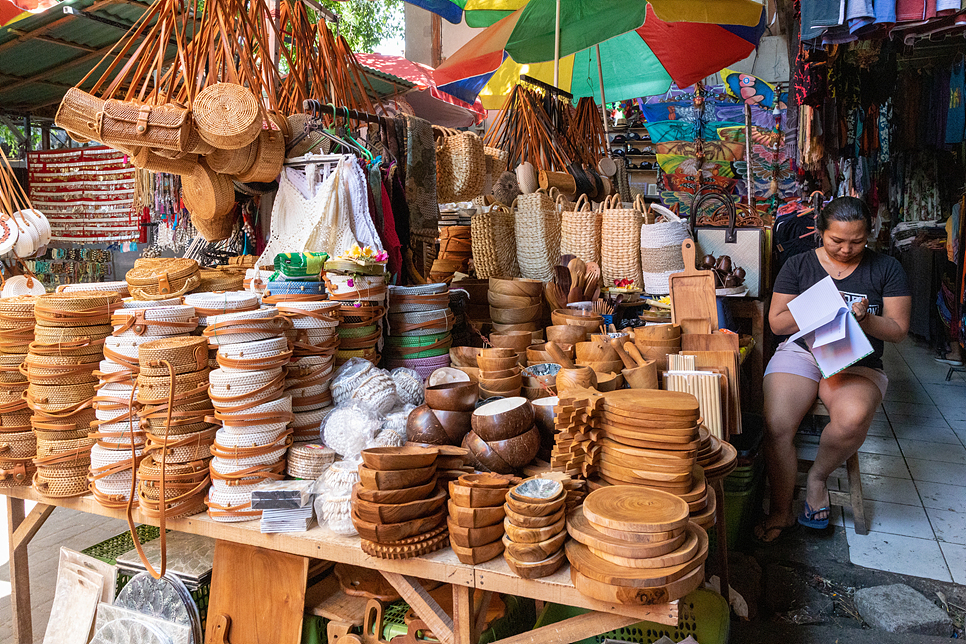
[323,273,387,303]
[216,337,292,372]
[386,308,454,337]
[136,368,210,404]
[21,353,98,385]
[206,487,263,523]
[138,336,209,376]
[209,368,286,411]
[184,291,259,322]
[34,291,122,328]
[0,354,27,384]
[262,281,327,304]
[204,308,292,346]
[196,269,246,294]
[145,425,216,463]
[387,284,449,313]
[206,141,257,175]
[640,202,689,295]
[27,382,97,413]
[290,407,332,444]
[111,305,198,338]
[31,407,96,441]
[0,429,36,486]
[599,195,644,288]
[383,354,451,380]
[192,83,262,150]
[33,463,89,498]
[383,331,452,359]
[234,127,285,183]
[32,324,111,355]
[0,296,36,354]
[560,194,602,265]
[513,191,561,281]
[276,301,341,329]
[435,127,486,202]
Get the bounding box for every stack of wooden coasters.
[565,485,708,605]
[503,478,567,579]
[447,472,510,564]
[352,446,448,559]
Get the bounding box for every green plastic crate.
[534,589,729,644]
[381,594,536,644]
[82,527,210,632]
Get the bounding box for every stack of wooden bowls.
[632,324,681,375]
[488,278,543,335]
[565,486,708,605]
[352,446,449,559]
[503,478,567,579]
[574,340,624,389]
[462,398,540,475]
[546,324,588,346]
[550,309,604,336]
[428,444,475,485]
[448,346,481,382]
[447,473,512,564]
[407,381,479,447]
[490,330,533,364]
[477,347,523,398]
[520,363,560,401]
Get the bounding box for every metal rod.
[553,0,561,87]
[596,45,607,133]
[302,99,388,126]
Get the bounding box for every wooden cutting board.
[205,541,308,644]
[596,463,693,484]
[680,332,739,353]
[582,485,690,534]
[599,438,696,460]
[603,433,701,451]
[571,564,705,605]
[601,389,701,416]
[565,533,708,587]
[567,509,685,550]
[681,350,741,436]
[597,473,693,495]
[668,240,717,333]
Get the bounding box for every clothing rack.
[302,100,391,127]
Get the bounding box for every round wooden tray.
[601,390,700,417]
[702,440,738,479]
[602,433,701,451]
[689,485,717,525]
[567,509,686,557]
[569,561,705,605]
[583,485,689,534]
[588,523,704,570]
[597,472,693,496]
[565,529,708,587]
[600,408,700,426]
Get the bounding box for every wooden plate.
[458,472,520,488]
[570,562,704,605]
[601,390,700,416]
[689,485,716,524]
[447,500,505,528]
[504,548,567,579]
[448,481,508,508]
[583,485,689,534]
[350,507,447,543]
[352,487,447,524]
[504,495,565,518]
[451,538,505,565]
[447,520,505,548]
[599,438,696,461]
[565,531,708,587]
[359,464,437,491]
[596,470,693,496]
[501,530,566,563]
[505,505,565,529]
[599,415,700,431]
[503,515,565,543]
[679,467,706,503]
[353,478,438,505]
[598,454,693,476]
[596,463,692,484]
[603,434,702,451]
[590,523,704,569]
[702,440,738,479]
[567,509,686,557]
[361,446,439,471]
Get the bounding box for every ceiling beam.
[4,30,97,52]
[0,0,128,55]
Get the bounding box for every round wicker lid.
[34,291,123,327]
[57,281,130,296]
[0,295,36,316]
[184,291,259,315]
[33,323,112,344]
[27,382,97,411]
[138,336,210,376]
[111,305,198,337]
[197,269,246,293]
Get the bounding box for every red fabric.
[896,0,936,21]
[380,182,403,280]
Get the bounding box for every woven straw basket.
[207,141,257,176]
[137,455,211,519]
[471,205,519,279]
[640,201,689,295]
[181,161,236,225]
[435,127,486,203]
[513,191,561,281]
[138,336,209,376]
[196,269,245,293]
[192,83,262,150]
[560,194,602,265]
[234,127,284,183]
[35,291,123,327]
[599,195,644,288]
[125,258,200,301]
[130,147,200,175]
[98,98,192,153]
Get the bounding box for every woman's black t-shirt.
[773,249,911,370]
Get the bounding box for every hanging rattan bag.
[181,160,237,225]
[234,126,285,183]
[599,195,644,288]
[470,205,518,279]
[192,83,263,150]
[513,190,561,281]
[560,194,602,265]
[435,126,486,202]
[138,336,209,376]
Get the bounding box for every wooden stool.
[797,400,868,535]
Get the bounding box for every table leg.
[711,478,730,612]
[381,572,455,644]
[452,584,474,644]
[7,497,31,644]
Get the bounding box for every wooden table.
[3,486,680,644]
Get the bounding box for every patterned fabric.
[401,114,440,230]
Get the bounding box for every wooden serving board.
[565,533,708,588]
[669,240,717,333]
[586,523,703,570]
[679,467,707,503]
[599,438,696,461]
[602,394,701,417]
[596,412,700,428]
[567,509,685,550]
[603,433,701,451]
[597,472,693,496]
[596,463,692,484]
[682,350,741,436]
[570,561,705,606]
[689,486,717,525]
[598,423,699,442]
[680,332,739,353]
[598,454,694,476]
[702,440,738,479]
[583,485,689,534]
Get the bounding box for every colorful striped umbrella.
[436,0,766,109]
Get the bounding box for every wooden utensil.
[555,366,597,393]
[502,530,566,562]
[623,343,648,367]
[353,479,438,505]
[352,488,447,524]
[609,337,638,370]
[351,507,447,543]
[361,446,438,471]
[545,341,575,368]
[505,495,565,518]
[505,505,565,529]
[668,239,717,333]
[621,361,658,389]
[448,480,508,508]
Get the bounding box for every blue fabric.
[406,0,463,24]
[875,0,897,23]
[801,0,845,40]
[947,58,965,144]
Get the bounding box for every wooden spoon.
[583,262,601,300]
[568,257,587,296]
[553,264,572,296]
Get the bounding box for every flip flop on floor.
[798,500,831,530]
[753,518,798,544]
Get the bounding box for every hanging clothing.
[801,0,846,40]
[400,114,440,231]
[947,57,966,144]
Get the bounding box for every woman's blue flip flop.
[798,501,831,529]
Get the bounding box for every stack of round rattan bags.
[92,299,197,509]
[204,304,294,522]
[0,296,36,487]
[384,284,453,379]
[323,258,386,367]
[27,291,122,498]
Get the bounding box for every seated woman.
[756,197,911,542]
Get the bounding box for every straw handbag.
[560,194,601,265]
[125,258,201,301]
[513,190,561,281]
[599,195,644,288]
[192,83,263,150]
[435,127,486,203]
[640,201,689,295]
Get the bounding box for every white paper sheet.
[786,276,873,377]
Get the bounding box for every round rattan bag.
[125,259,200,301]
[34,291,123,327]
[192,83,262,150]
[138,336,210,376]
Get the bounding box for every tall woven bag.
[513,190,561,281]
[435,127,486,203]
[599,195,644,288]
[559,194,601,265]
[640,200,689,295]
[470,205,519,279]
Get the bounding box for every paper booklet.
[786,276,873,378]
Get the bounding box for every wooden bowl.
[472,397,534,442]
[447,520,506,548]
[449,346,481,368]
[424,381,479,412]
[352,487,446,524]
[527,343,572,365]
[448,480,509,508]
[594,371,625,392]
[502,530,566,562]
[531,397,558,436]
[476,355,520,374]
[634,338,682,348]
[486,425,540,469]
[479,347,517,359]
[462,431,514,475]
[479,385,521,399]
[451,537,505,564]
[479,365,521,379]
[522,386,553,400]
[428,367,471,386]
[406,405,450,445]
[550,309,604,332]
[489,331,534,351]
[491,321,540,334]
[351,507,446,542]
[487,291,540,309]
[479,373,523,393]
[555,367,597,393]
[459,472,518,488]
[575,341,619,364]
[505,494,566,518]
[510,478,565,503]
[504,548,566,579]
[456,367,480,382]
[583,360,624,375]
[448,499,506,528]
[437,454,468,470]
[503,514,566,543]
[353,479,438,505]
[488,278,544,298]
[622,362,657,389]
[431,408,473,444]
[504,504,564,528]
[361,446,438,471]
[358,463,437,491]
[491,303,542,325]
[633,324,681,341]
[546,325,587,345]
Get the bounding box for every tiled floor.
[797,337,966,583]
